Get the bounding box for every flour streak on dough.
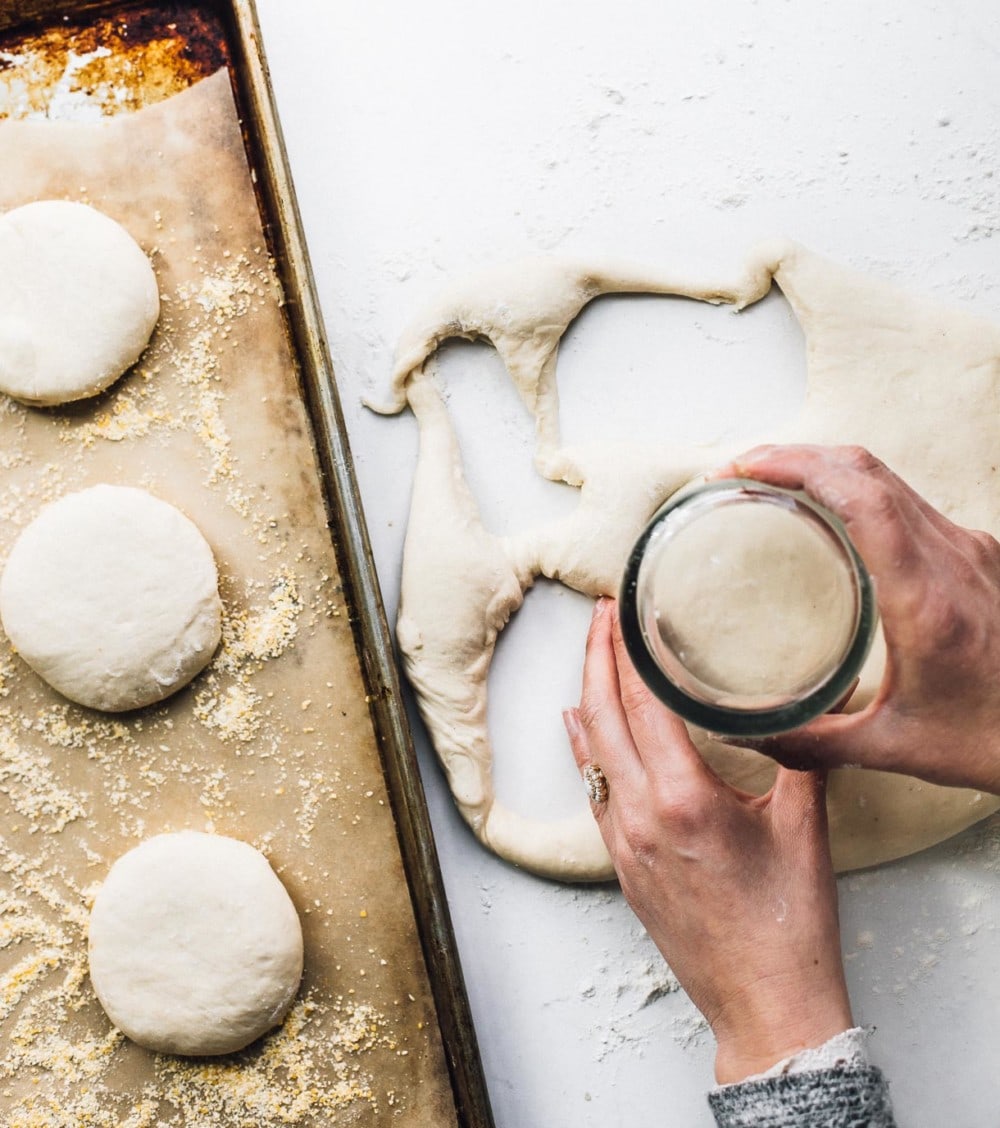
[379,242,1000,881]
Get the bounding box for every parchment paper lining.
[0,69,457,1126]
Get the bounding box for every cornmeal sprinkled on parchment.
[0,728,85,834]
[0,34,449,1117]
[194,567,303,743]
[64,253,278,521]
[0,232,409,1121]
[0,856,396,1126]
[0,548,384,1125]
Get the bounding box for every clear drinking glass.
[619,479,878,738]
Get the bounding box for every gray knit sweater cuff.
[707,1064,895,1127]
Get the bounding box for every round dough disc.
[0,200,160,405]
[0,484,222,712]
[88,832,304,1057]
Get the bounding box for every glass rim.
[618,478,879,738]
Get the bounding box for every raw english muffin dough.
[0,484,222,712]
[87,832,304,1057]
[0,199,159,405]
[648,497,857,704]
[374,242,1000,881]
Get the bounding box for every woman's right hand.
[564,598,854,1084]
[717,444,1000,795]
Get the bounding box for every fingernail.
[562,707,582,738]
[592,596,610,620]
[735,446,775,468]
[728,460,758,480]
[705,464,735,482]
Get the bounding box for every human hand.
[720,444,1000,794]
[563,599,853,1084]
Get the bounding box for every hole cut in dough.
[0,199,159,406]
[87,832,304,1057]
[0,484,222,712]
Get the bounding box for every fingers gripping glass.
[619,480,878,738]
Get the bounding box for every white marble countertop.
[253,2,1000,1124]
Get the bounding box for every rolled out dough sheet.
[378,248,1000,881]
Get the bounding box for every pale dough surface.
[87,831,304,1056]
[647,499,856,704]
[0,484,222,712]
[375,241,1000,881]
[0,199,159,405]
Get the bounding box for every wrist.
[711,982,853,1085]
[714,1020,853,1085]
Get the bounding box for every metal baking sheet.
[0,2,493,1124]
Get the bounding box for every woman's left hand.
[563,597,853,1084]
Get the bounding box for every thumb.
[734,707,877,773]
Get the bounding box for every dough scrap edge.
[388,248,782,881]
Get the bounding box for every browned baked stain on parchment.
[0,4,228,119]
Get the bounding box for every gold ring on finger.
[583,764,609,804]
